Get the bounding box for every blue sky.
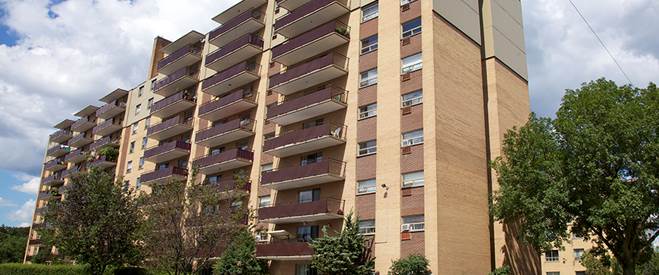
[0,0,657,227]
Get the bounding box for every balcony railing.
[269,53,348,95]
[150,90,196,118]
[198,89,256,121]
[92,118,122,136]
[144,140,191,163]
[208,10,265,47]
[140,167,188,185]
[205,34,263,72]
[157,44,201,71]
[256,240,314,260]
[90,155,117,169]
[153,66,198,97]
[267,86,347,125]
[193,148,254,174]
[71,118,95,132]
[272,21,350,66]
[49,129,72,143]
[90,136,119,151]
[195,119,254,147]
[44,158,66,171]
[259,198,344,223]
[96,100,126,119]
[46,145,71,157]
[263,124,346,157]
[65,148,88,163]
[62,166,82,178]
[274,0,349,37]
[202,61,260,96]
[146,116,193,140]
[42,174,64,186]
[68,133,93,148]
[261,159,345,190]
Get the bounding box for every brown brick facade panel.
[359,18,378,39]
[355,193,375,219]
[357,116,377,142]
[400,0,421,23]
[274,181,345,205]
[401,69,422,94]
[401,144,423,173]
[359,51,378,72]
[358,85,377,106]
[401,104,423,132]
[401,232,425,258]
[401,33,422,58]
[356,154,376,180]
[401,186,424,216]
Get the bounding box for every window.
[298,189,320,204]
[359,68,377,88]
[138,86,144,97]
[300,152,322,166]
[401,52,422,74]
[402,90,423,107]
[545,250,559,262]
[401,215,424,232]
[261,163,273,172]
[358,140,377,156]
[402,17,422,38]
[136,178,141,189]
[358,220,376,235]
[258,195,271,208]
[150,79,156,91]
[358,103,377,120]
[131,123,138,134]
[144,117,150,129]
[575,272,586,275]
[295,264,318,275]
[361,1,378,22]
[126,161,133,174]
[122,181,129,191]
[402,129,423,146]
[139,157,144,170]
[206,175,220,185]
[147,98,154,110]
[129,141,135,153]
[142,137,148,149]
[255,231,269,242]
[297,225,319,242]
[546,273,560,275]
[357,179,376,195]
[135,104,142,114]
[573,249,584,260]
[361,35,378,54]
[400,0,415,5]
[230,200,243,211]
[402,171,424,188]
[303,118,324,129]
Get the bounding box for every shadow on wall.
[501,220,542,275]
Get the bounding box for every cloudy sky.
[0,0,657,227]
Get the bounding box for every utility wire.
[566,0,634,85]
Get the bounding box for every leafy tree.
[389,254,432,275]
[581,250,620,275]
[42,168,144,275]
[491,79,659,275]
[488,265,512,275]
[0,226,29,263]
[214,228,267,275]
[310,213,375,275]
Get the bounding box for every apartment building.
[26,0,537,274]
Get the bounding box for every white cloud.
[8,199,35,225]
[0,196,15,207]
[11,173,40,194]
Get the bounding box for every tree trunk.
[621,256,636,275]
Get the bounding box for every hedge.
[0,263,86,275]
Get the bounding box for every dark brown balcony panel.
[208,9,265,47]
[140,167,188,186]
[267,86,347,125]
[42,174,64,187]
[274,0,349,38]
[272,21,349,66]
[49,129,72,144]
[193,148,254,175]
[89,155,117,169]
[62,167,82,178]
[44,158,66,172]
[46,145,71,157]
[264,124,346,158]
[202,62,260,97]
[144,140,191,163]
[275,0,309,11]
[146,116,193,141]
[39,191,61,201]
[206,34,264,72]
[90,136,120,151]
[150,90,196,118]
[212,0,266,24]
[261,159,345,190]
[28,239,43,245]
[269,53,348,95]
[153,67,198,98]
[96,100,126,120]
[65,149,88,163]
[68,133,93,148]
[34,207,46,216]
[195,119,255,147]
[70,118,95,132]
[92,118,123,136]
[158,44,202,75]
[256,241,314,260]
[259,199,343,224]
[198,89,257,121]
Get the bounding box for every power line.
[566,0,634,86]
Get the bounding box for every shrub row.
[0,263,86,275]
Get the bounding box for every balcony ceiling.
[260,212,342,224]
[161,31,204,54]
[263,173,344,191]
[154,75,197,98]
[275,1,348,38]
[276,0,309,11]
[74,105,99,117]
[269,99,346,126]
[203,71,259,97]
[273,31,348,66]
[150,99,195,119]
[159,53,202,76]
[99,88,128,103]
[198,158,252,175]
[54,119,75,129]
[148,124,193,141]
[199,99,256,122]
[271,66,347,95]
[196,128,254,148]
[265,135,345,158]
[212,0,267,24]
[145,147,190,163]
[209,18,264,47]
[206,44,262,72]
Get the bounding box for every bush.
[489,265,511,275]
[0,263,86,275]
[389,254,431,275]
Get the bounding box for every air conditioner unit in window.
[401,106,412,115]
[401,73,411,82]
[401,146,412,155]
[401,224,411,232]
[401,37,411,46]
[401,3,410,11]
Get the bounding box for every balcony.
[62,167,82,178]
[261,159,345,190]
[147,116,193,141]
[274,0,349,38]
[144,140,191,163]
[150,90,196,118]
[202,179,251,197]
[28,239,43,246]
[91,136,120,151]
[49,130,72,144]
[198,89,257,121]
[70,118,95,132]
[264,124,346,158]
[269,53,348,95]
[140,167,188,186]
[46,145,71,157]
[208,9,265,47]
[92,118,122,136]
[68,133,93,148]
[259,198,344,224]
[65,149,88,163]
[96,101,126,120]
[89,155,117,169]
[44,159,66,172]
[195,119,255,147]
[153,67,199,98]
[42,174,64,187]
[157,44,202,75]
[256,241,314,260]
[206,34,263,72]
[272,21,349,66]
[212,0,266,23]
[202,62,260,97]
[193,148,254,175]
[267,86,347,125]
[275,0,309,11]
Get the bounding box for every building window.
[129,141,135,153]
[573,248,584,260]
[402,171,424,188]
[147,98,154,110]
[298,189,320,204]
[575,272,586,275]
[144,117,150,129]
[402,90,423,107]
[402,17,422,38]
[545,250,559,262]
[122,181,129,191]
[150,79,156,91]
[142,137,148,149]
[303,118,324,129]
[258,195,271,208]
[359,68,377,88]
[297,226,319,242]
[138,86,144,97]
[135,104,142,114]
[139,157,144,170]
[401,52,422,74]
[361,35,378,54]
[126,161,133,174]
[361,1,378,22]
[300,152,322,166]
[230,200,243,211]
[358,140,377,156]
[546,273,560,275]
[255,231,268,242]
[136,178,141,189]
[261,163,273,172]
[400,0,415,5]
[131,123,138,134]
[358,103,377,120]
[358,220,376,235]
[402,129,424,147]
[401,215,424,232]
[357,179,376,195]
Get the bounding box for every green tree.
[389,254,432,275]
[42,168,144,275]
[310,213,375,275]
[0,226,29,263]
[488,265,512,275]
[491,79,659,275]
[214,229,267,275]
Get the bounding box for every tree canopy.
[214,228,267,275]
[0,226,29,263]
[389,254,432,275]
